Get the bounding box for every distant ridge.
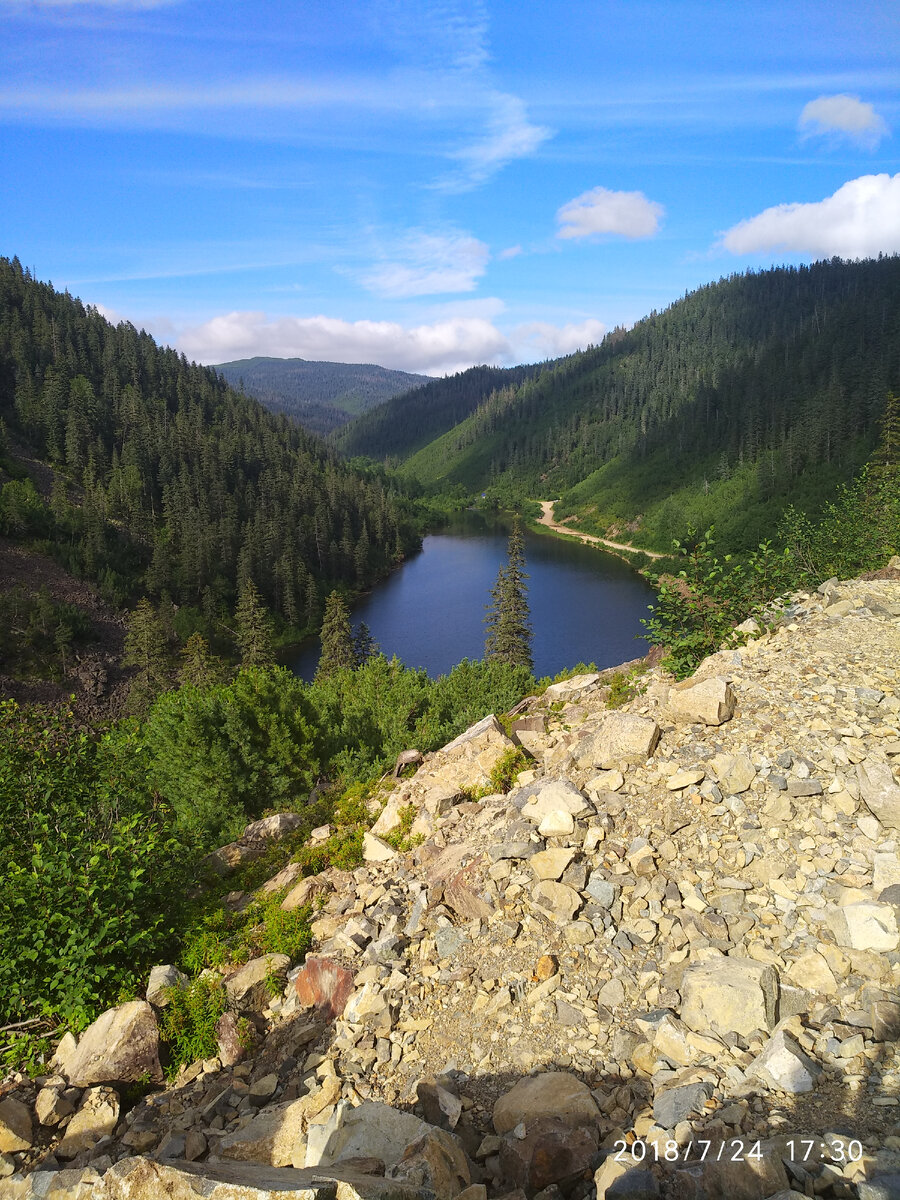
[214,356,430,435]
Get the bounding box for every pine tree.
[234,578,275,668]
[484,518,533,671]
[353,621,379,667]
[315,590,356,680]
[122,597,175,711]
[178,631,226,688]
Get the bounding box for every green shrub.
[488,747,531,794]
[0,702,188,1028]
[158,976,227,1077]
[141,666,322,848]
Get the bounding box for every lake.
[289,511,655,681]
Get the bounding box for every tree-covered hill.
[0,258,419,633]
[214,356,430,435]
[336,363,543,463]
[347,258,900,552]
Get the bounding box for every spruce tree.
[122,597,175,711]
[484,518,533,672]
[234,578,275,668]
[315,590,356,680]
[353,621,379,667]
[178,631,226,688]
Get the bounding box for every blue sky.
[2,0,898,374]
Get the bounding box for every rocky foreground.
[2,573,900,1199]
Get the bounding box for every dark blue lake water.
[289,512,654,681]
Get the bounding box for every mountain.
[336,363,543,463]
[343,257,900,553]
[214,356,430,435]
[0,258,420,637]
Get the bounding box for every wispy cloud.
[799,94,890,149]
[513,319,607,360]
[719,173,900,258]
[498,245,522,260]
[557,186,665,240]
[439,92,552,191]
[178,311,511,376]
[360,230,490,298]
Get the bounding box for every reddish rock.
[294,956,355,1021]
[499,1117,598,1194]
[215,1012,246,1068]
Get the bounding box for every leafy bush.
[141,666,322,847]
[158,976,227,1077]
[488,747,531,793]
[0,702,188,1028]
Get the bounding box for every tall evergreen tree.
[178,631,226,688]
[352,621,379,667]
[234,579,275,668]
[484,519,533,671]
[315,590,356,680]
[122,597,175,711]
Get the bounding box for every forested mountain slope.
[215,356,429,436]
[336,363,543,462]
[0,258,419,630]
[359,259,900,552]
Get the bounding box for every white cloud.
[799,94,889,148]
[178,311,511,376]
[719,173,900,258]
[513,319,607,360]
[441,92,551,190]
[360,231,490,298]
[556,186,664,240]
[498,244,522,260]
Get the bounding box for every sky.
[1,0,898,376]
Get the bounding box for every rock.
[785,951,838,996]
[225,954,291,1010]
[416,1079,463,1130]
[294,957,355,1021]
[653,1082,713,1129]
[203,813,305,876]
[62,999,163,1085]
[343,983,394,1033]
[748,1030,821,1093]
[544,674,601,700]
[669,676,736,726]
[859,761,900,829]
[675,1137,789,1198]
[311,1101,431,1169]
[146,963,188,1007]
[537,810,575,837]
[575,714,661,769]
[666,768,706,791]
[389,1126,471,1199]
[586,872,616,907]
[595,1157,659,1198]
[219,1077,341,1166]
[493,1071,599,1135]
[34,1085,75,1127]
[363,832,398,863]
[531,881,582,922]
[679,959,778,1038]
[282,874,331,912]
[216,1011,247,1067]
[521,780,591,823]
[0,1098,33,1152]
[529,848,576,880]
[56,1086,120,1158]
[710,752,756,794]
[827,901,900,952]
[499,1117,598,1194]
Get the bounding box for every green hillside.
[215,356,430,435]
[386,258,900,552]
[0,258,419,632]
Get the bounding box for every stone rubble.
[2,572,899,1200]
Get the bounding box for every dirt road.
[535,500,664,560]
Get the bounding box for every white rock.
[748,1031,820,1093]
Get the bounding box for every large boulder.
[679,959,778,1038]
[492,1071,600,1135]
[573,714,660,769]
[858,762,900,829]
[389,1126,471,1199]
[309,1101,431,1170]
[294,957,355,1021]
[218,1077,341,1167]
[669,676,736,726]
[0,1098,32,1153]
[521,780,591,824]
[499,1117,598,1194]
[56,1086,120,1159]
[202,813,306,876]
[826,901,900,952]
[225,955,291,1011]
[62,1000,162,1086]
[748,1030,821,1094]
